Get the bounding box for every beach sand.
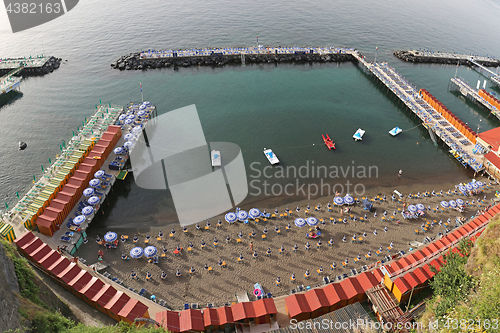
[75,177,499,310]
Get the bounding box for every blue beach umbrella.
[408,205,417,213]
[416,203,425,211]
[94,170,105,178]
[132,125,142,133]
[137,110,146,117]
[225,212,237,223]
[104,232,117,242]
[476,181,484,187]
[139,104,146,110]
[471,183,479,189]
[449,200,457,208]
[90,178,101,187]
[440,200,449,208]
[124,141,133,148]
[237,210,248,221]
[456,198,465,206]
[73,215,85,225]
[127,114,136,120]
[294,218,306,227]
[466,183,473,191]
[458,185,467,192]
[83,188,94,197]
[249,208,261,219]
[118,114,126,121]
[124,133,135,141]
[130,247,144,259]
[306,217,319,226]
[144,246,157,258]
[334,196,344,205]
[88,196,100,205]
[344,195,354,205]
[114,147,124,154]
[125,118,133,125]
[82,206,94,216]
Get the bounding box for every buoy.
[253,289,262,297]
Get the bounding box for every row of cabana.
[156,298,277,332]
[35,125,122,236]
[284,202,500,322]
[478,89,500,111]
[419,89,477,144]
[14,231,150,323]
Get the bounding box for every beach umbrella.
[143,101,151,106]
[124,141,133,148]
[294,218,306,227]
[458,185,467,192]
[132,125,142,133]
[476,181,484,187]
[471,182,479,189]
[408,205,417,213]
[88,196,100,205]
[225,212,237,223]
[449,200,457,208]
[73,215,85,226]
[249,208,261,219]
[82,206,94,216]
[83,187,94,197]
[416,203,425,211]
[237,210,248,221]
[306,217,319,227]
[127,114,136,120]
[114,147,124,154]
[104,232,117,242]
[94,170,105,178]
[344,195,354,205]
[144,246,157,258]
[125,118,133,125]
[89,178,101,187]
[130,247,144,259]
[466,183,473,191]
[334,196,344,205]
[456,198,465,206]
[139,104,146,110]
[440,200,449,208]
[118,114,127,121]
[137,110,146,117]
[124,133,135,141]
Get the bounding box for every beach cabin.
[285,294,311,322]
[156,310,181,332]
[304,288,330,319]
[322,282,348,311]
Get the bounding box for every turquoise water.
[0,0,499,228]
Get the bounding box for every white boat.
[389,126,402,136]
[353,128,365,141]
[263,148,279,165]
[211,150,221,167]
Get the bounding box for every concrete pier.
[0,56,62,76]
[449,77,500,120]
[394,50,500,67]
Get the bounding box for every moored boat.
[263,148,279,165]
[211,150,221,167]
[322,134,336,150]
[353,128,365,141]
[389,126,402,136]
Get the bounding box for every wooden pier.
[449,77,500,120]
[350,51,484,173]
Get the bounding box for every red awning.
[80,277,105,300]
[323,282,348,306]
[156,310,180,332]
[59,264,82,284]
[203,308,219,328]
[37,250,61,270]
[231,302,256,322]
[92,284,118,307]
[68,271,93,292]
[420,246,434,259]
[394,276,412,295]
[285,294,311,318]
[412,267,431,284]
[389,260,405,274]
[23,237,44,256]
[118,298,149,323]
[179,309,204,332]
[216,306,234,325]
[399,257,413,270]
[14,231,36,249]
[403,271,420,288]
[372,268,385,283]
[104,291,131,316]
[304,288,329,312]
[48,257,72,276]
[356,271,379,291]
[31,244,53,263]
[340,277,364,300]
[252,297,278,317]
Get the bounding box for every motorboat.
[353,128,365,141]
[389,126,402,136]
[211,150,221,167]
[263,148,279,165]
[322,134,336,150]
[19,141,27,150]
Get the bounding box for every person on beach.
[249,242,254,253]
[398,169,402,177]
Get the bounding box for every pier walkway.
[468,58,500,87]
[0,67,22,96]
[350,51,483,173]
[449,77,500,120]
[0,56,49,70]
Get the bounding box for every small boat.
[211,150,221,167]
[353,128,365,141]
[19,141,27,150]
[263,148,279,165]
[389,126,402,136]
[322,134,336,150]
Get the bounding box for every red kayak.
[322,134,336,150]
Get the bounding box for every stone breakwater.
[111,52,355,70]
[0,56,62,76]
[393,50,500,67]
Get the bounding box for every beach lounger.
[139,288,146,296]
[184,303,189,310]
[60,236,71,242]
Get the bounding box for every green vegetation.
[63,322,169,333]
[418,218,500,333]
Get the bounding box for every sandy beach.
[75,176,498,310]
